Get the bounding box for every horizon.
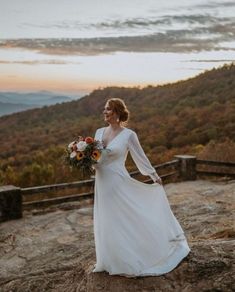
[0,62,234,96]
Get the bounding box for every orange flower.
[76,151,85,160]
[91,150,101,161]
[85,136,94,144]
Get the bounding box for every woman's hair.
[106,98,130,125]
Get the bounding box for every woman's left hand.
[155,177,163,185]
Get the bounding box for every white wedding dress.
[92,127,190,277]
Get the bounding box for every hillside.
[0,63,234,187]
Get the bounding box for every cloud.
[1,11,235,56]
[0,25,234,56]
[192,0,235,9]
[178,67,205,71]
[0,59,80,65]
[19,14,233,31]
[92,14,233,30]
[182,59,235,63]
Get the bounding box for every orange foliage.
[0,64,234,187]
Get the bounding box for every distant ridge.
[0,91,77,117]
[0,101,36,116]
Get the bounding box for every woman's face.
[103,102,118,124]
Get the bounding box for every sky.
[0,0,235,96]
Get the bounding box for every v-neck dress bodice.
[92,127,190,277]
[101,126,126,149]
[94,127,160,182]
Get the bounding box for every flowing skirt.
[92,169,190,277]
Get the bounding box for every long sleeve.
[127,131,160,182]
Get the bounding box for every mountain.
[0,63,234,187]
[0,101,36,116]
[0,91,77,116]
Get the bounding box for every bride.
[92,98,190,277]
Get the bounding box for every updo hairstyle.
[106,98,130,125]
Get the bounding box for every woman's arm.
[127,131,162,184]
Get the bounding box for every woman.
[92,98,190,277]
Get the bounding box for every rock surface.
[0,179,234,292]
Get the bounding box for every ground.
[0,179,234,292]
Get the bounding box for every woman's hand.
[155,177,163,185]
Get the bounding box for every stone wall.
[0,185,22,222]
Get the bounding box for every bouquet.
[65,136,103,176]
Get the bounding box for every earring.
[117,117,120,122]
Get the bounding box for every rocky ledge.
[0,179,234,292]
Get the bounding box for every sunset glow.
[0,0,235,95]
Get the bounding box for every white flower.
[77,141,87,151]
[70,151,77,159]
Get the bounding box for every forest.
[0,63,234,187]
